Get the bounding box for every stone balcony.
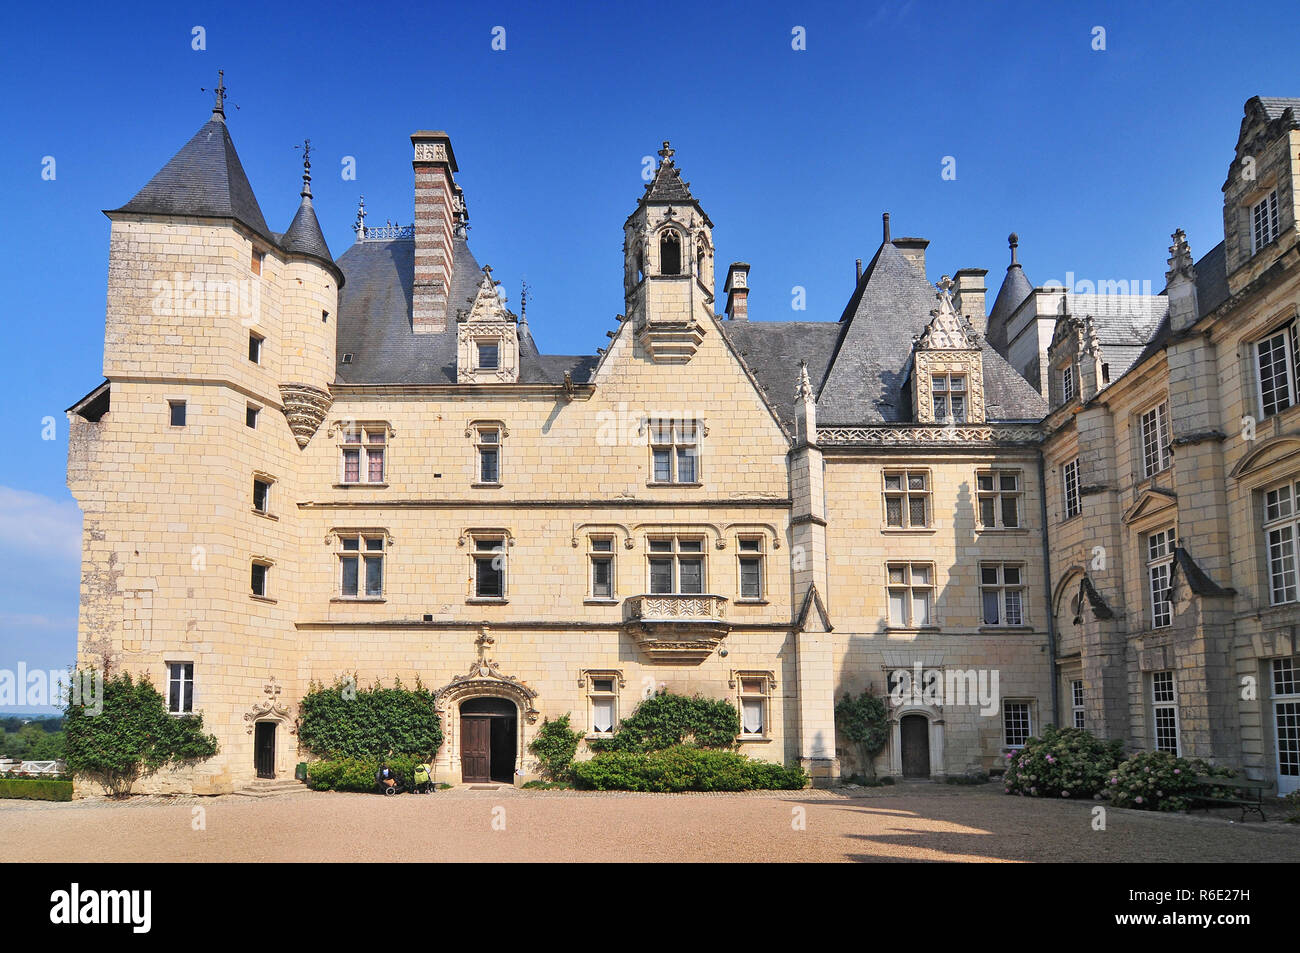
[623,593,730,662]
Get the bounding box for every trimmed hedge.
[571,745,807,792]
[588,692,741,753]
[297,677,443,760]
[0,778,73,801]
[306,753,428,792]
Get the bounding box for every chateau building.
[65,87,1300,796]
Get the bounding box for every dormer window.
[1252,189,1280,254]
[932,374,966,422]
[659,230,681,275]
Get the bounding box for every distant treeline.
[1,716,65,761]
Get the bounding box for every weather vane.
[200,69,239,116]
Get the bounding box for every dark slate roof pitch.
[280,196,333,264]
[111,118,273,242]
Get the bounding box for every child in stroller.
[375,763,403,796]
[412,762,435,794]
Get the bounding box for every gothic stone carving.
[279,383,333,448]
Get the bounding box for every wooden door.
[900,714,930,779]
[254,722,276,779]
[461,716,492,783]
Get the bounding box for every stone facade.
[64,97,1299,798]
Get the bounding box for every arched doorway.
[459,697,517,783]
[900,714,931,779]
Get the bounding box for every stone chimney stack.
[1165,228,1200,333]
[724,262,750,320]
[892,237,929,278]
[953,268,989,335]
[411,131,458,334]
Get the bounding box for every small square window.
[246,405,259,429]
[251,563,269,598]
[169,401,187,427]
[248,333,263,364]
[252,478,271,514]
[322,310,330,323]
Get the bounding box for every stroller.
[412,762,435,794]
[375,764,403,796]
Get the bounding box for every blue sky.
[1,0,1297,705]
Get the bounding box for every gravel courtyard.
[3,783,1297,863]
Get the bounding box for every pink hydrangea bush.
[1002,725,1124,799]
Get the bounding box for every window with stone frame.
[1059,362,1076,404]
[647,536,706,595]
[248,331,263,365]
[167,662,194,714]
[471,534,507,599]
[737,536,765,600]
[252,475,273,516]
[586,674,619,737]
[659,229,682,275]
[648,417,700,484]
[250,560,271,599]
[340,424,388,485]
[1146,527,1176,629]
[1071,679,1085,730]
[1254,320,1300,419]
[337,532,386,599]
[1252,188,1280,254]
[475,425,501,485]
[1263,478,1300,605]
[931,373,967,422]
[1150,671,1180,754]
[976,469,1022,529]
[886,562,933,627]
[588,535,615,600]
[980,562,1025,626]
[883,470,930,528]
[1062,458,1081,520]
[1139,401,1172,477]
[737,675,770,738]
[1003,702,1032,748]
[476,340,500,371]
[169,400,186,427]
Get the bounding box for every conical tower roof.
[280,144,333,264]
[987,232,1033,352]
[632,140,713,226]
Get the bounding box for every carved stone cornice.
[279,383,333,448]
[817,425,1041,446]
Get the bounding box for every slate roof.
[987,260,1033,352]
[1125,240,1229,375]
[720,321,841,431]
[813,242,1048,424]
[280,195,333,265]
[112,118,273,242]
[333,235,591,386]
[1257,97,1300,120]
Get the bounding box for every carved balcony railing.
[623,594,730,662]
[816,425,1042,447]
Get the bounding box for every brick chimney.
[892,237,929,278]
[411,131,458,333]
[953,268,989,335]
[724,262,750,320]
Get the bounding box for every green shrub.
[571,745,807,792]
[63,671,218,797]
[1002,725,1125,799]
[297,677,443,760]
[521,780,571,790]
[528,714,583,781]
[1284,790,1300,824]
[1103,752,1232,811]
[306,753,428,792]
[0,778,73,801]
[588,692,741,753]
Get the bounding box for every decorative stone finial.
[658,140,675,162]
[297,138,312,199]
[1166,228,1196,281]
[796,360,813,402]
[936,274,955,299]
[1008,232,1019,266]
[207,69,227,121]
[354,195,366,240]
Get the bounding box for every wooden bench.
[1188,775,1267,821]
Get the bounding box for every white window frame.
[976,469,1022,529]
[166,662,194,715]
[1071,679,1085,730]
[886,562,934,628]
[1150,671,1180,755]
[1004,701,1032,748]
[736,535,765,601]
[980,562,1025,626]
[1146,527,1175,629]
[337,532,386,600]
[1062,458,1081,520]
[586,674,619,738]
[475,425,502,486]
[883,470,930,528]
[646,536,707,595]
[737,675,770,738]
[340,424,388,485]
[1252,188,1280,254]
[1255,321,1300,419]
[1263,478,1300,605]
[588,536,616,600]
[1272,657,1300,794]
[648,417,700,484]
[1139,401,1172,477]
[1059,363,1075,404]
[931,373,967,423]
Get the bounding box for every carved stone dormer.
[457,265,519,384]
[912,277,985,424]
[1222,97,1300,293]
